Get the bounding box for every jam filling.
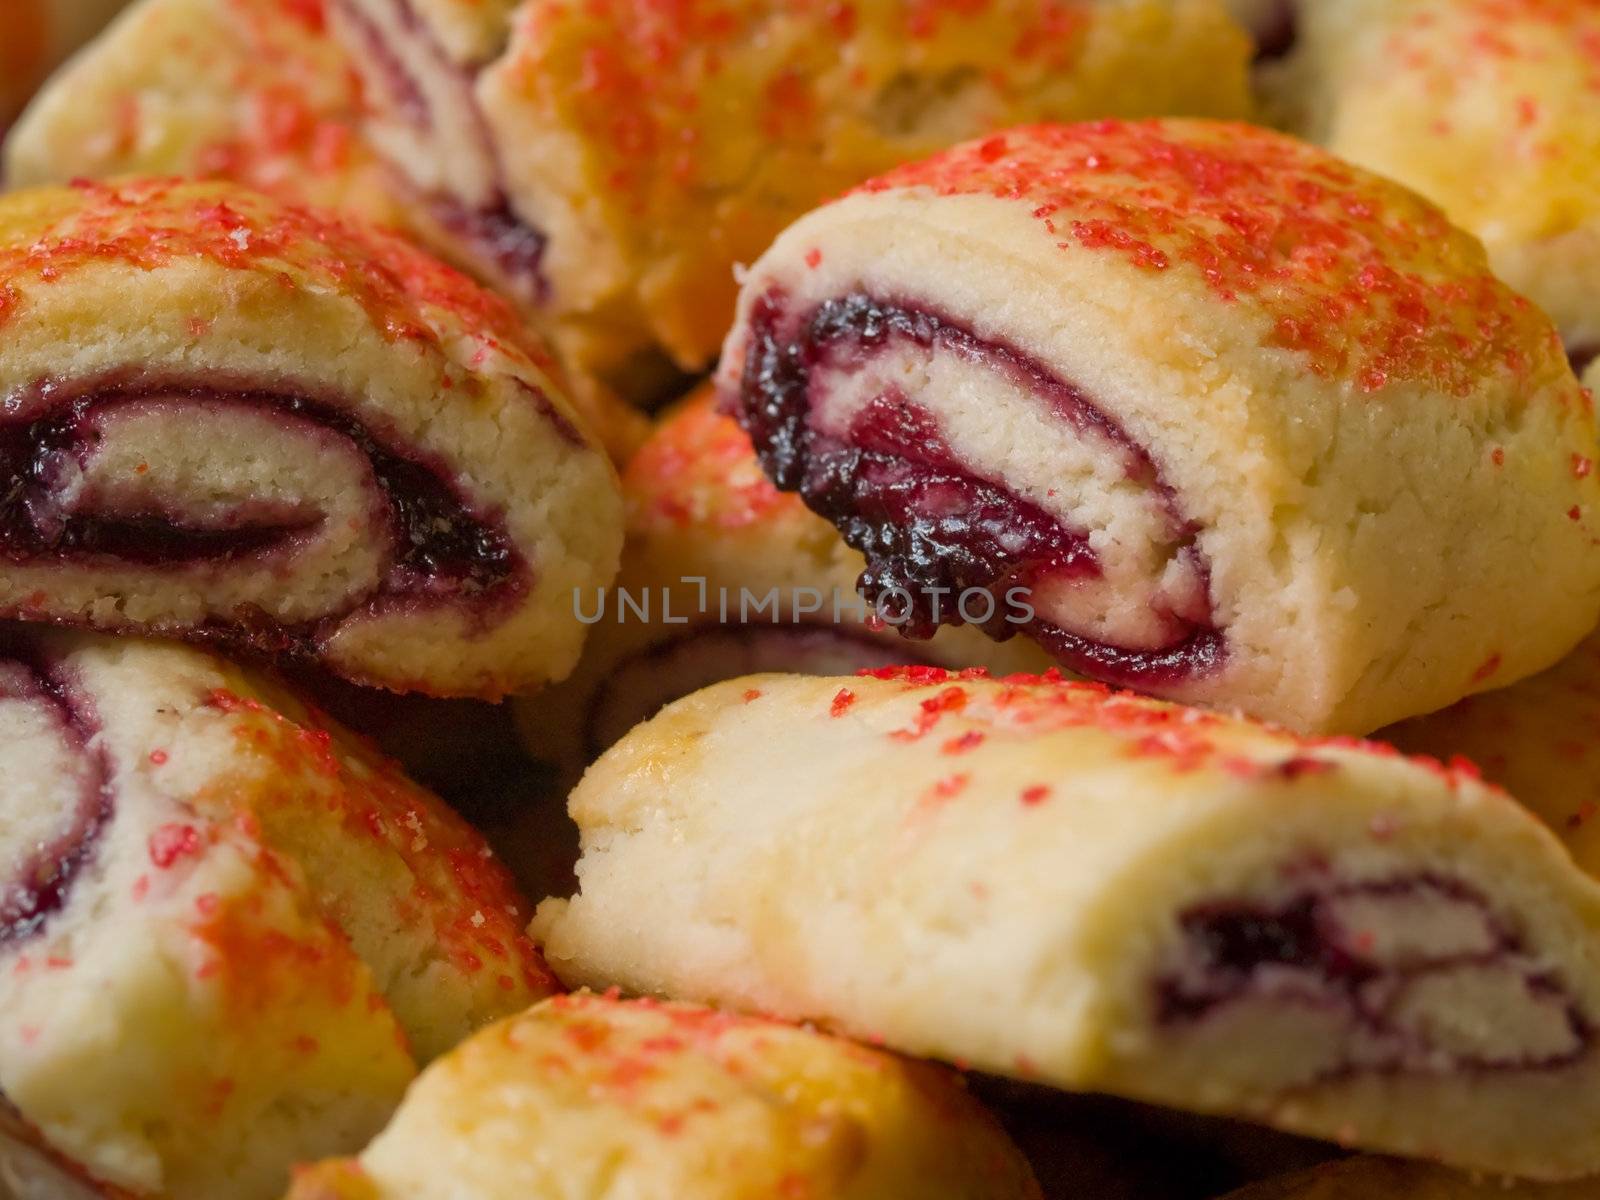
[0,379,522,621]
[333,0,550,299]
[329,0,432,132]
[425,195,549,303]
[1158,874,1592,1074]
[734,290,1224,688]
[0,654,110,946]
[1251,1,1299,62]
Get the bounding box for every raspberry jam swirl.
[0,652,109,947]
[733,289,1224,690]
[0,375,526,658]
[1159,873,1594,1078]
[328,0,548,302]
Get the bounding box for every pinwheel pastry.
[1,0,648,461]
[536,669,1600,1180]
[716,118,1600,734]
[517,384,1052,775]
[285,990,1041,1200]
[329,0,1254,398]
[1221,1157,1597,1199]
[0,0,130,131]
[1385,628,1600,883]
[0,630,553,1200]
[0,178,623,697]
[1270,0,1600,366]
[3,0,398,226]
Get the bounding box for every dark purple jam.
[836,387,1099,641]
[20,509,319,566]
[0,378,523,634]
[1252,0,1299,62]
[333,0,550,301]
[1158,874,1592,1074]
[428,196,549,303]
[330,0,433,131]
[0,654,110,946]
[733,289,1224,688]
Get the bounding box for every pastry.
[0,0,129,131]
[1220,1156,1599,1199]
[1385,628,1600,881]
[1,0,649,460]
[0,630,553,1200]
[284,990,1042,1200]
[0,178,623,698]
[324,0,532,305]
[535,669,1600,1179]
[716,118,1600,734]
[332,0,1254,397]
[1271,0,1600,362]
[3,0,398,225]
[516,384,1052,774]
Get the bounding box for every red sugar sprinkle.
[1274,755,1337,780]
[149,749,169,765]
[942,730,986,754]
[830,688,856,717]
[1574,453,1594,479]
[856,120,1568,397]
[0,179,553,377]
[1020,784,1052,806]
[149,823,204,869]
[1470,652,1503,684]
[742,688,763,703]
[508,0,1076,214]
[890,685,969,741]
[804,247,823,269]
[623,389,792,532]
[860,664,954,684]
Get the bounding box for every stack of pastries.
[3,1,1600,1197]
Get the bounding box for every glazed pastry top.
[1286,0,1600,245]
[3,0,400,224]
[604,663,1509,790]
[623,388,812,537]
[537,667,1600,1177]
[479,0,1254,368]
[0,177,561,382]
[285,990,1043,1200]
[851,118,1573,398]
